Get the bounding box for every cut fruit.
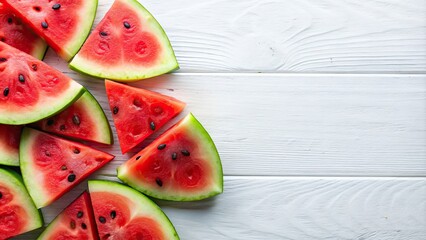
[0,2,47,59]
[89,180,179,240]
[37,191,98,240]
[32,90,113,145]
[0,42,84,125]
[105,80,185,153]
[0,124,22,166]
[69,0,178,81]
[117,113,223,201]
[19,128,115,208]
[0,167,43,238]
[3,0,98,61]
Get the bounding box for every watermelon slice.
[69,0,178,81]
[3,0,98,61]
[0,124,22,166]
[37,191,98,240]
[19,128,115,208]
[0,167,43,238]
[105,80,185,153]
[0,42,84,125]
[117,113,223,201]
[89,180,179,239]
[32,90,113,145]
[0,2,47,59]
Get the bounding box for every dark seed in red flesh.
[45,151,51,157]
[77,211,83,218]
[18,74,25,83]
[52,3,61,10]
[99,216,106,223]
[0,192,3,199]
[61,165,67,170]
[157,144,166,150]
[7,18,12,24]
[172,152,177,160]
[72,115,81,126]
[70,220,76,229]
[81,223,87,229]
[135,156,141,160]
[31,64,38,71]
[67,173,76,182]
[47,119,54,126]
[60,125,66,131]
[113,106,119,115]
[110,210,116,219]
[123,21,131,29]
[150,121,156,131]
[41,21,48,29]
[73,148,80,154]
[3,88,9,97]
[0,58,6,62]
[155,178,163,187]
[100,31,108,37]
[181,150,190,156]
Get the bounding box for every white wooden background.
[15,0,426,239]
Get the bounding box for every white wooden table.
[17,0,426,239]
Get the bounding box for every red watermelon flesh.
[69,0,178,81]
[0,42,84,125]
[0,124,22,166]
[32,90,113,145]
[105,80,185,153]
[37,191,98,240]
[3,0,98,61]
[117,113,223,201]
[89,180,179,240]
[0,2,47,60]
[19,128,115,208]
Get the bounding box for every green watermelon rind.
[69,0,179,81]
[0,80,85,125]
[30,38,49,61]
[88,180,180,240]
[0,167,44,236]
[117,113,224,201]
[0,130,20,166]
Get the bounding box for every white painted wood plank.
[50,0,426,73]
[14,176,426,239]
[59,73,426,177]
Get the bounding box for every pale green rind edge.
[0,167,44,235]
[88,180,180,240]
[0,148,19,166]
[69,0,179,81]
[31,38,49,61]
[0,81,84,125]
[62,0,98,62]
[117,113,224,201]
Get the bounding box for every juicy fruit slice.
[89,180,179,240]
[105,80,185,153]
[0,124,22,166]
[0,42,84,125]
[0,2,47,59]
[70,0,178,81]
[3,0,98,61]
[0,168,43,238]
[20,128,115,208]
[33,90,113,145]
[117,113,223,201]
[37,191,98,240]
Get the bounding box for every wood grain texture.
[48,0,426,73]
[47,73,426,177]
[14,176,426,240]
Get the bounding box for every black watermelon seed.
[110,210,116,219]
[77,211,83,218]
[72,115,81,126]
[0,37,5,42]
[135,156,141,160]
[45,151,51,157]
[67,173,76,182]
[3,88,9,97]
[99,216,106,223]
[149,121,155,131]
[155,178,163,187]
[0,58,6,62]
[60,125,66,131]
[100,31,108,37]
[61,165,67,170]
[123,21,131,29]
[70,220,76,229]
[73,148,80,154]
[172,152,177,160]
[18,74,25,83]
[41,21,48,29]
[181,150,190,156]
[0,192,3,199]
[31,64,38,71]
[52,3,61,10]
[81,223,87,229]
[7,18,12,24]
[113,106,119,115]
[157,144,166,150]
[47,119,54,126]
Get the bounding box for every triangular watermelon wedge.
[37,191,98,239]
[69,0,178,81]
[0,42,84,125]
[0,2,48,60]
[32,90,113,145]
[105,80,185,153]
[3,0,98,61]
[19,128,115,208]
